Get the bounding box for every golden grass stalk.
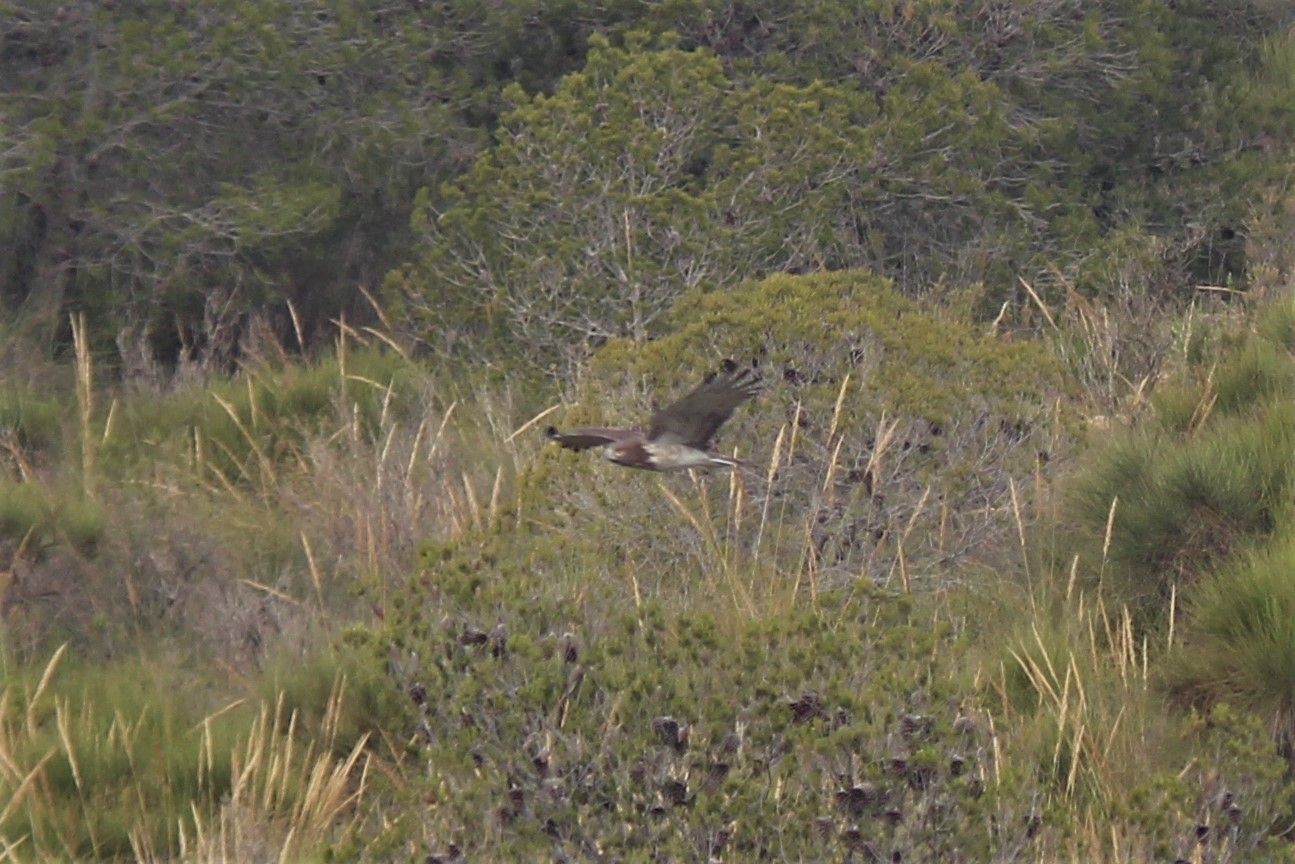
[24,645,67,738]
[3,646,371,862]
[864,413,899,485]
[299,532,325,611]
[488,466,504,529]
[71,313,95,498]
[0,749,56,830]
[1188,371,1218,434]
[100,398,118,448]
[238,579,302,606]
[246,376,261,431]
[827,374,851,443]
[820,436,846,499]
[1099,496,1119,586]
[1019,275,1059,331]
[211,393,277,489]
[752,423,786,567]
[361,327,410,360]
[658,480,755,616]
[286,299,306,353]
[462,473,481,530]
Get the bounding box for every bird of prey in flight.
[545,362,761,472]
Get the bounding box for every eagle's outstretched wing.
[544,426,640,451]
[646,365,761,449]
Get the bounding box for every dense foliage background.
[3,1,1295,860]
[5,1,1292,369]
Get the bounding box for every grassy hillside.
[3,6,1295,862]
[0,328,536,858]
[366,273,1295,861]
[9,269,1295,859]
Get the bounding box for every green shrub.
[1255,290,1295,355]
[0,385,64,453]
[1061,293,1295,613]
[384,526,1295,859]
[0,479,103,553]
[260,642,407,758]
[99,349,420,482]
[1153,333,1294,436]
[1212,340,1295,417]
[0,642,379,860]
[531,269,1067,596]
[386,543,1040,860]
[55,490,105,551]
[1067,403,1295,609]
[0,479,48,545]
[1166,533,1295,753]
[1110,703,1295,861]
[373,270,1101,857]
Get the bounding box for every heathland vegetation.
[3,1,1295,860]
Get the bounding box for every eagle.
[545,362,761,472]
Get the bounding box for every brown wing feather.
[646,366,761,449]
[545,426,642,451]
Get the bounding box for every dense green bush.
[369,267,1071,853]
[1067,404,1295,607]
[0,385,64,453]
[524,269,1065,596]
[0,644,384,860]
[377,503,1295,859]
[384,541,1039,859]
[98,349,421,482]
[1167,535,1295,754]
[1059,295,1295,612]
[392,34,1074,370]
[0,479,103,553]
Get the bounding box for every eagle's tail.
[708,453,758,473]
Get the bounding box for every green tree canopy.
[392,34,1060,371]
[0,0,474,362]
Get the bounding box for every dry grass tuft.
[0,647,372,862]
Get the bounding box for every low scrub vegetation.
[4,5,1295,861]
[0,644,376,861]
[8,277,1295,860]
[1167,535,1295,756]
